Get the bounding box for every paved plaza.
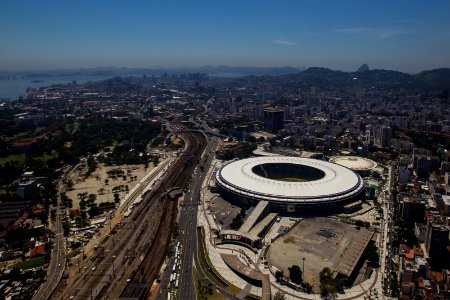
[267,217,358,291]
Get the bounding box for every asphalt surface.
[33,168,71,300]
[156,136,214,300]
[155,134,241,300]
[33,208,65,300]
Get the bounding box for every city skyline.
[1,0,450,73]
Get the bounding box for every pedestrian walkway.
[236,283,252,299]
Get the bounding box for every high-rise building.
[425,216,449,267]
[375,126,392,148]
[414,155,440,178]
[263,108,284,133]
[400,197,426,223]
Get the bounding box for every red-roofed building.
[32,205,45,215]
[406,249,415,260]
[400,244,412,256]
[29,244,45,257]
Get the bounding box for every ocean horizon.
[0,74,116,101]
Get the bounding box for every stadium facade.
[215,156,365,213]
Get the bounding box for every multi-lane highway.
[33,167,72,300]
[155,133,217,300]
[33,205,65,300]
[156,132,242,300]
[153,132,211,300]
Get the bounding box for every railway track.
[59,127,206,300]
[119,129,206,299]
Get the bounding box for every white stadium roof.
[329,156,377,171]
[216,156,364,204]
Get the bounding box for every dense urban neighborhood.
[0,66,449,299]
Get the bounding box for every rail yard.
[58,126,206,300]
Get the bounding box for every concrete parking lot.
[267,217,358,291]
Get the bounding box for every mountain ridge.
[1,66,449,92]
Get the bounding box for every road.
[379,162,395,296]
[156,132,242,300]
[155,133,219,300]
[33,166,73,300]
[33,207,65,300]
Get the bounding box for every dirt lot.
[67,163,153,210]
[267,217,358,291]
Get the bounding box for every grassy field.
[14,256,46,270]
[197,227,242,296]
[0,154,26,166]
[0,151,58,167]
[193,267,226,300]
[278,177,308,182]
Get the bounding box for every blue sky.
[0,0,449,73]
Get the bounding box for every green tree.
[365,243,380,266]
[79,199,86,211]
[289,265,302,284]
[114,193,120,204]
[88,204,100,218]
[37,211,49,226]
[319,267,343,298]
[60,192,73,208]
[50,209,56,222]
[273,291,286,300]
[301,282,313,294]
[44,242,53,262]
[319,267,333,282]
[65,179,74,190]
[86,156,97,175]
[275,270,284,281]
[80,210,87,221]
[62,221,70,236]
[87,193,97,206]
[152,156,160,166]
[77,192,88,201]
[320,282,338,299]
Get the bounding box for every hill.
[414,68,450,91]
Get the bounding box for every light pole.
[302,257,305,280]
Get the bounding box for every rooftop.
[217,156,364,203]
[334,228,374,277]
[329,156,377,171]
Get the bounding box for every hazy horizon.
[1,0,450,73]
[1,64,448,76]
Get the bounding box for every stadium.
[215,156,365,213]
[329,156,377,177]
